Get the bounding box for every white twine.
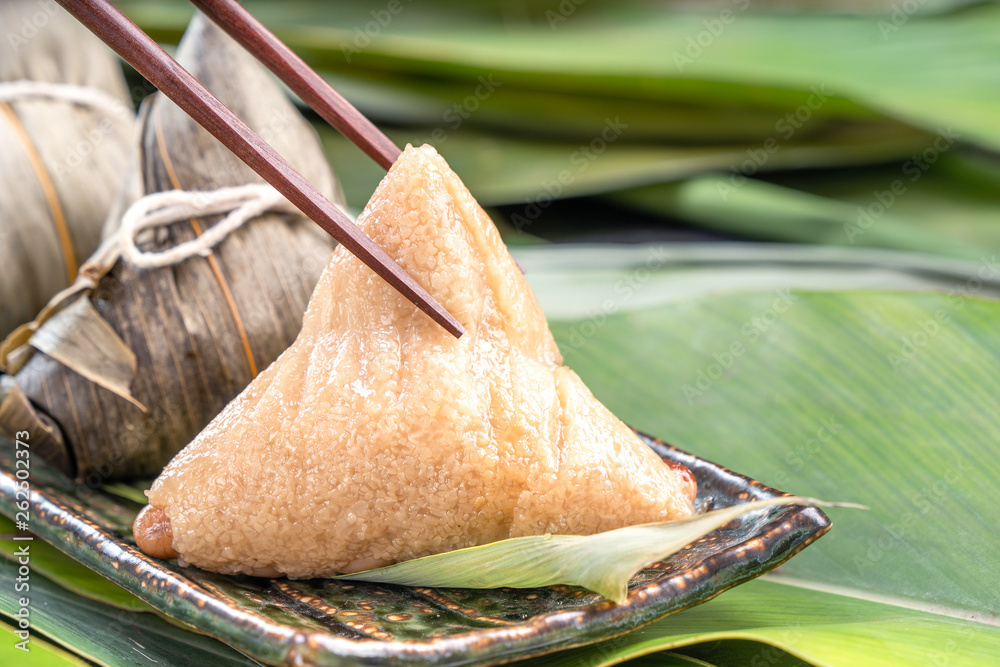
[0,80,132,123]
[118,183,298,269]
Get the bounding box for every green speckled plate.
[0,433,829,666]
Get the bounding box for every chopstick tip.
[442,315,465,339]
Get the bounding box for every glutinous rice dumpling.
[135,144,697,578]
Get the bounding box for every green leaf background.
[7,246,999,665]
[5,1,1000,665]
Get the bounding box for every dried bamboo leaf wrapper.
[1,15,342,481]
[0,0,133,338]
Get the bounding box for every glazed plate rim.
[0,431,831,666]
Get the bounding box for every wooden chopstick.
[54,0,464,339]
[192,1,527,280]
[189,0,402,171]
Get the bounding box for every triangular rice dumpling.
[136,145,696,577]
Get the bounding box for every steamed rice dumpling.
[135,145,696,577]
[0,0,133,338]
[0,16,340,480]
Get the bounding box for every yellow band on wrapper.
[153,106,259,378]
[0,101,77,284]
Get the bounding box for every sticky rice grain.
[146,145,696,577]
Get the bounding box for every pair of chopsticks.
[54,0,464,339]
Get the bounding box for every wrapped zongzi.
[0,0,134,338]
[134,145,696,577]
[0,15,343,481]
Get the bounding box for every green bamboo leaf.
[0,621,89,667]
[318,123,929,210]
[0,561,257,667]
[514,243,1000,662]
[100,481,151,506]
[674,639,813,667]
[525,249,1000,617]
[4,242,1000,665]
[613,176,980,258]
[321,70,810,143]
[120,1,1000,151]
[624,653,720,667]
[530,579,1000,667]
[0,516,153,612]
[339,497,859,603]
[612,152,1000,262]
[513,242,1000,320]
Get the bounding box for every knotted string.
[118,183,299,268]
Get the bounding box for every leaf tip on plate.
[793,497,869,511]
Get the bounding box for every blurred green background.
[120,0,1000,256]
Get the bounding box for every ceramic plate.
[0,432,829,666]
